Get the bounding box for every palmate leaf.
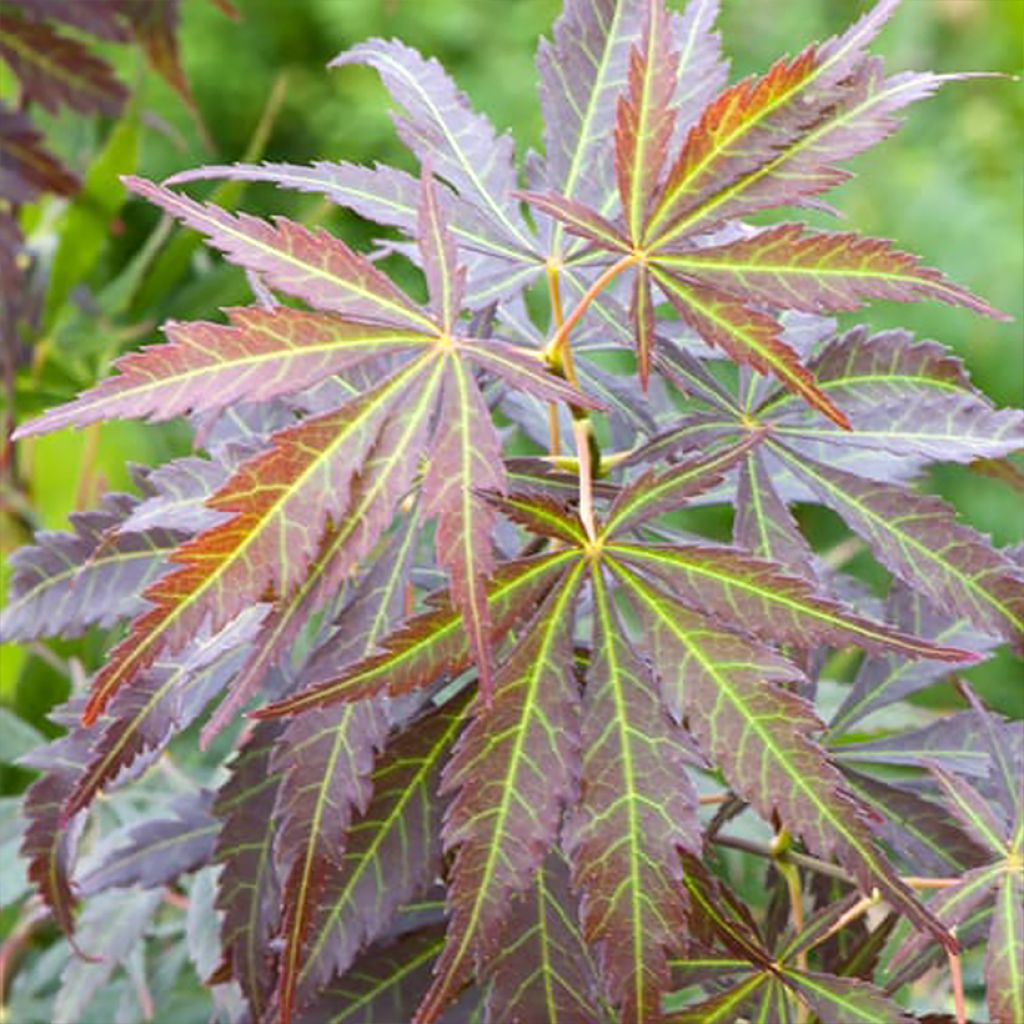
[611,562,950,947]
[79,356,435,724]
[565,569,700,1023]
[416,564,584,1023]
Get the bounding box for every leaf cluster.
[3,1,1022,1022]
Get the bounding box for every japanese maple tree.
[4,1,1022,1022]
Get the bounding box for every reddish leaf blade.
[124,177,437,331]
[295,695,469,1010]
[65,610,261,819]
[332,39,533,256]
[14,307,429,438]
[214,721,285,1019]
[686,61,971,231]
[651,269,851,429]
[81,359,429,724]
[669,0,729,141]
[988,868,1024,1024]
[782,970,914,1024]
[416,564,585,1024]
[0,12,127,116]
[253,551,579,717]
[76,791,217,896]
[610,542,978,662]
[565,569,700,1023]
[294,925,446,1024]
[655,224,1007,321]
[200,367,442,744]
[613,561,951,949]
[272,698,391,1024]
[119,0,195,110]
[11,0,129,41]
[485,853,608,1024]
[615,0,679,242]
[734,450,817,580]
[423,358,506,702]
[418,165,466,333]
[536,0,642,217]
[646,47,819,245]
[515,190,629,251]
[0,104,78,201]
[630,262,656,389]
[773,448,1024,649]
[487,491,589,547]
[20,727,91,942]
[604,435,759,536]
[647,0,902,245]
[165,158,535,272]
[461,337,604,409]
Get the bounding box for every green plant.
[3,1,1021,1022]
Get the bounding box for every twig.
[543,253,635,367]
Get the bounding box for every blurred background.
[1,0,1021,764]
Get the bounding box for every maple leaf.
[7,2,1020,1021]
